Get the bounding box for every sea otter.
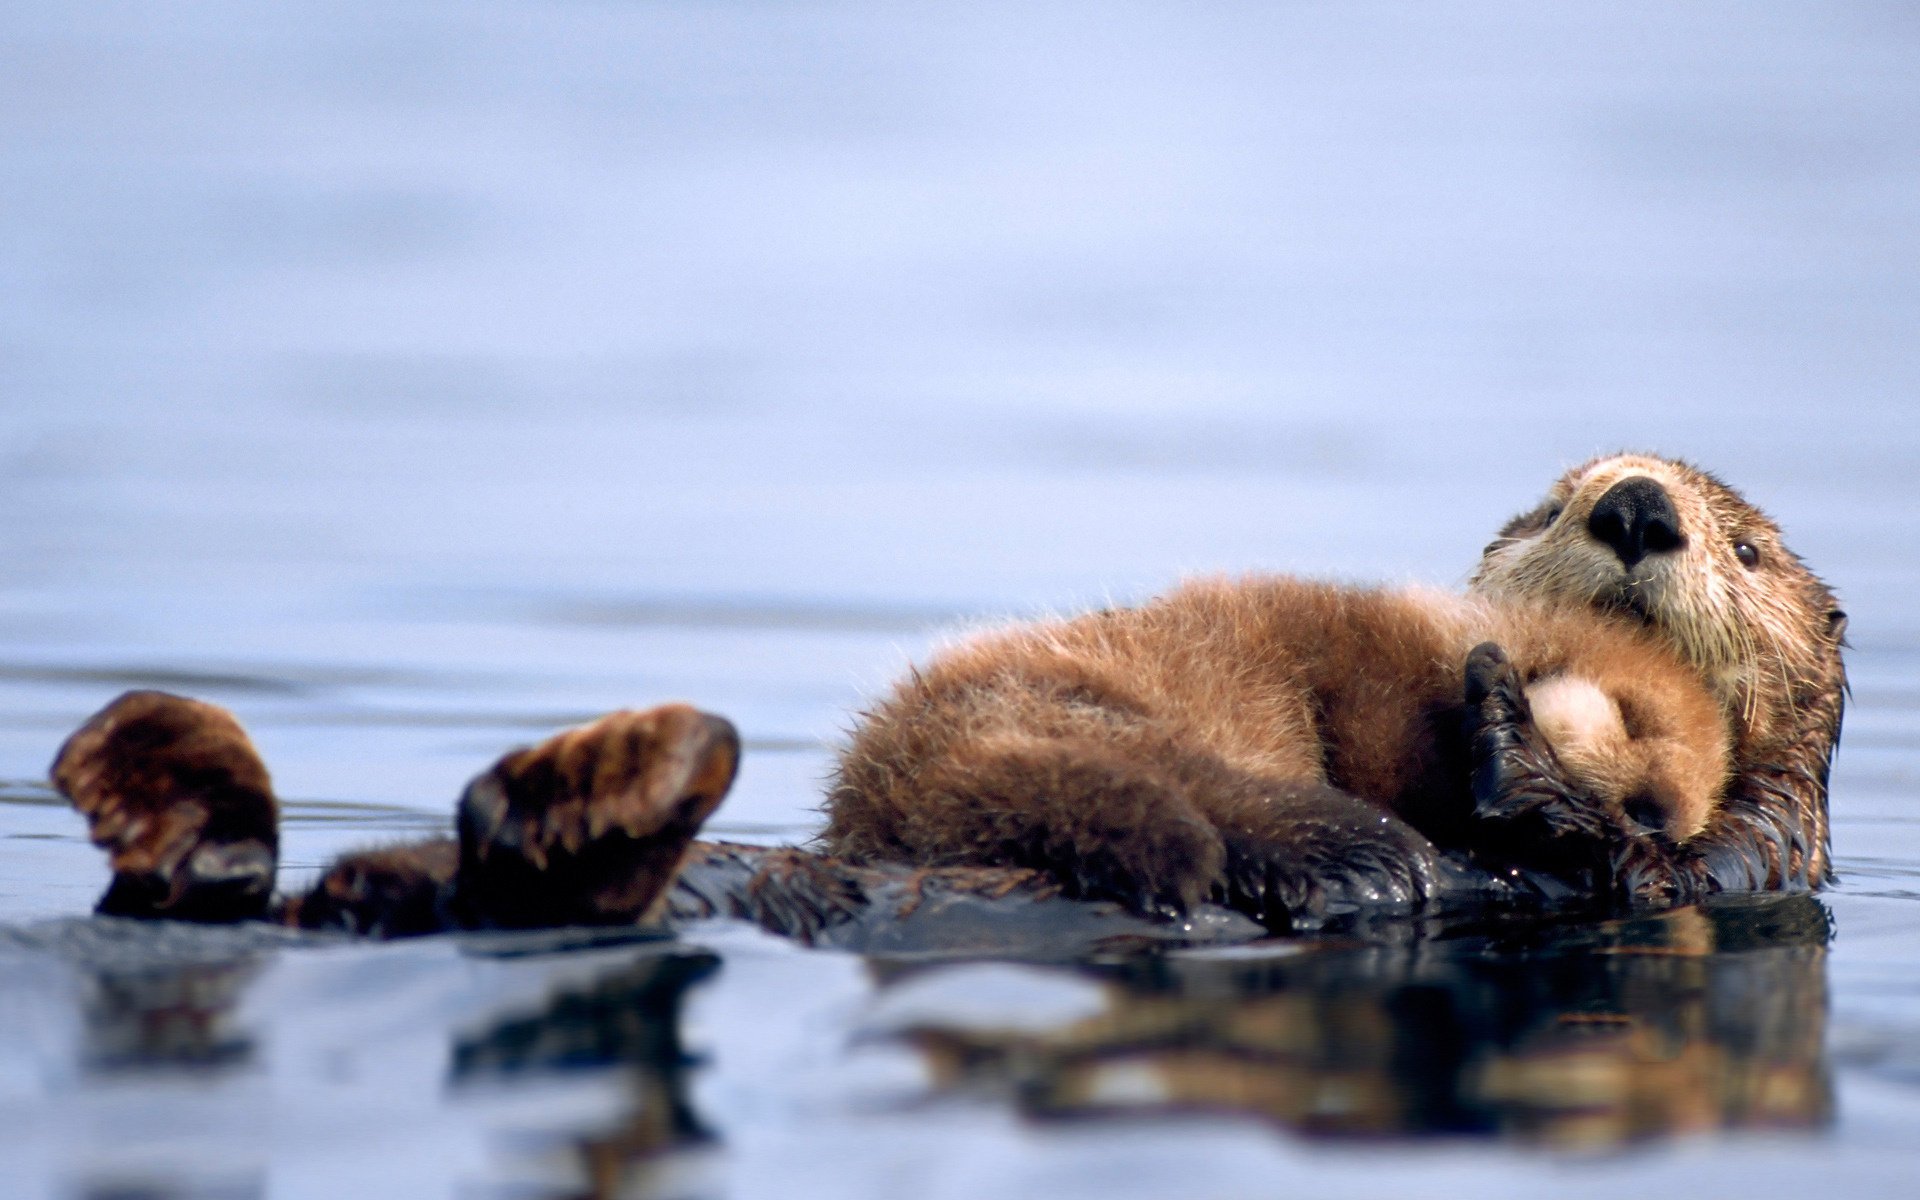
[43,453,1844,941]
[820,453,1847,917]
[1470,453,1847,894]
[818,582,1729,924]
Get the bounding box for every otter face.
[1470,453,1845,744]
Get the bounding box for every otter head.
[1470,453,1846,756]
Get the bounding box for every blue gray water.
[4,2,1920,1196]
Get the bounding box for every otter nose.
[1586,476,1683,568]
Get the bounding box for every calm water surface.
[4,3,1920,1197]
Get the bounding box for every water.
[3,1,1920,1195]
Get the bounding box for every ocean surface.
[3,2,1919,1197]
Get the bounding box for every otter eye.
[1543,504,1564,526]
[1733,541,1760,568]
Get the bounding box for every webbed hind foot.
[51,691,279,923]
[453,705,740,929]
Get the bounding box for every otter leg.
[826,723,1451,928]
[824,731,1227,921]
[1465,641,1625,893]
[451,705,740,930]
[51,691,280,922]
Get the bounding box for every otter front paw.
[1464,643,1613,847]
[1609,837,1692,908]
[1214,784,1445,929]
[454,705,739,929]
[1034,805,1224,924]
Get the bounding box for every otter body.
[823,453,1845,916]
[821,577,1729,922]
[43,454,1845,942]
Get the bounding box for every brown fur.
[1471,454,1847,890]
[821,578,1730,916]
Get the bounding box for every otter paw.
[454,705,739,929]
[51,691,279,922]
[1080,811,1225,922]
[1216,784,1445,929]
[1609,837,1698,909]
[1465,643,1613,848]
[1020,819,1221,922]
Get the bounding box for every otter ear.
[1827,609,1849,641]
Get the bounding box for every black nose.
[1586,476,1683,568]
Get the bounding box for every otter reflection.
[879,894,1833,1148]
[81,957,261,1074]
[451,948,717,1199]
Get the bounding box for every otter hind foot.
[453,705,740,929]
[50,691,279,923]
